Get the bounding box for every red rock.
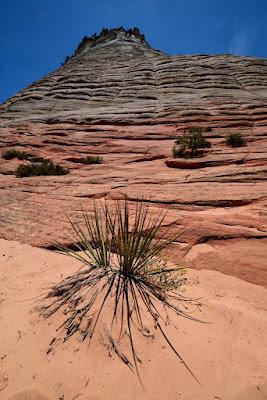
[166,159,207,169]
[0,28,266,287]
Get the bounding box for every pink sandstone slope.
[0,29,266,286]
[0,29,267,399]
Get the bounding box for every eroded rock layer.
[0,29,266,286]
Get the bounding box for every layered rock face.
[0,28,266,286]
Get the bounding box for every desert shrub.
[173,127,211,158]
[2,148,32,160]
[80,155,102,164]
[41,199,200,381]
[226,132,247,148]
[15,159,69,177]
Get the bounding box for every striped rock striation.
[0,28,267,286]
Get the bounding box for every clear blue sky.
[0,0,266,103]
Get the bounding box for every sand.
[0,238,267,400]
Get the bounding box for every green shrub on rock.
[173,127,211,158]
[2,148,32,160]
[15,160,69,178]
[226,132,247,148]
[80,155,102,164]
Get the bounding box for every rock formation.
[0,28,266,286]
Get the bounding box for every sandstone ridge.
[0,28,266,287]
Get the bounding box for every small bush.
[80,155,102,164]
[226,132,247,148]
[15,160,69,178]
[174,127,211,158]
[2,148,32,160]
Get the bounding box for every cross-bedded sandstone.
[0,28,266,286]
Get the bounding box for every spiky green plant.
[41,199,201,381]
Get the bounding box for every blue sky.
[0,0,266,103]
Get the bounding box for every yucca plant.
[41,199,201,381]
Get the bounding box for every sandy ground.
[0,238,267,400]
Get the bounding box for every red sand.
[0,239,267,399]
